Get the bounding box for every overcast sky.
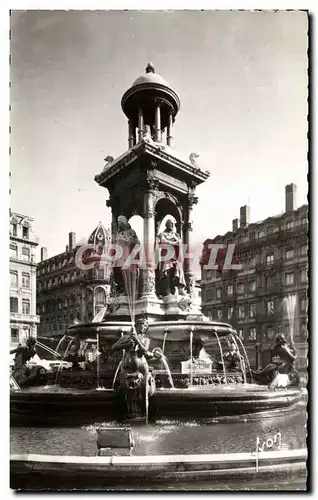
[10,10,308,259]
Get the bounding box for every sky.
[10,10,308,260]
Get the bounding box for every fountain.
[10,64,302,427]
[283,295,298,345]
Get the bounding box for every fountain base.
[10,385,302,427]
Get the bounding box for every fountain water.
[230,335,246,384]
[189,328,193,387]
[214,331,227,383]
[283,295,297,344]
[161,355,174,389]
[235,335,253,383]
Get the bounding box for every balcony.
[10,313,40,324]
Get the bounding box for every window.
[249,303,257,318]
[22,272,30,288]
[285,272,294,285]
[22,226,29,239]
[300,269,307,282]
[238,305,245,319]
[266,254,274,265]
[237,283,244,295]
[22,247,30,262]
[10,297,18,313]
[258,231,265,239]
[10,271,18,287]
[265,327,275,340]
[237,329,244,340]
[10,244,18,259]
[216,288,222,299]
[302,218,308,225]
[300,245,308,257]
[227,285,233,297]
[248,328,257,341]
[217,309,223,320]
[267,300,275,315]
[285,249,294,260]
[10,327,19,343]
[98,268,104,280]
[249,280,256,292]
[286,221,294,230]
[22,299,30,315]
[267,226,274,235]
[228,307,234,320]
[265,276,272,290]
[10,223,17,236]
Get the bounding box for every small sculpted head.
[117,215,128,231]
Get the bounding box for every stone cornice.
[94,141,210,187]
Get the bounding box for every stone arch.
[154,196,182,236]
[128,214,144,246]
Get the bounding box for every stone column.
[138,108,144,142]
[128,120,134,149]
[155,101,162,142]
[183,193,198,297]
[141,188,157,297]
[167,112,173,146]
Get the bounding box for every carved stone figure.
[110,321,162,419]
[156,219,186,297]
[189,152,200,167]
[10,337,46,387]
[102,155,114,172]
[113,215,140,295]
[252,334,300,388]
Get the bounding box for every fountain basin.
[10,385,302,426]
[10,448,307,490]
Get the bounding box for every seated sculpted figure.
[113,215,140,295]
[156,219,186,296]
[253,334,299,388]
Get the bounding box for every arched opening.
[155,198,182,237]
[128,215,144,246]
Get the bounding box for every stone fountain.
[10,64,302,426]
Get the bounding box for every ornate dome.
[121,63,180,126]
[88,222,111,247]
[131,63,171,88]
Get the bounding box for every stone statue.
[252,334,300,388]
[189,152,200,167]
[156,219,186,296]
[113,215,140,295]
[102,155,114,172]
[142,125,154,143]
[10,337,46,387]
[110,319,163,419]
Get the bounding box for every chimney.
[69,232,76,250]
[240,205,250,228]
[285,184,297,213]
[232,218,239,232]
[41,247,47,262]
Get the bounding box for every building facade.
[36,223,112,337]
[201,184,308,371]
[10,211,40,347]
